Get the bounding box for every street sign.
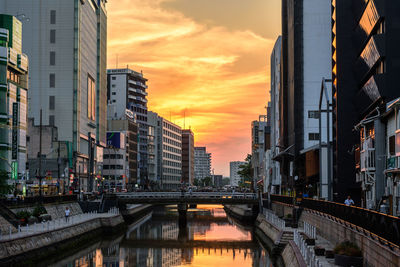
[11,161,18,180]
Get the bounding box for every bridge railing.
[301,198,400,247]
[270,194,294,205]
[115,192,257,199]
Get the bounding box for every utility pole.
[38,109,43,200]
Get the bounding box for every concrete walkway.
[0,208,120,242]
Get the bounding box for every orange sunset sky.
[107,0,281,176]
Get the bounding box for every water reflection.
[49,205,274,267]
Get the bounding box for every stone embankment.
[224,204,257,222]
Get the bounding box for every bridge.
[113,192,259,205]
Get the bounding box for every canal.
[47,205,276,267]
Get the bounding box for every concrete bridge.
[113,192,259,205]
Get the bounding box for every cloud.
[107,0,278,175]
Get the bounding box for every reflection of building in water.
[162,222,181,266]
[190,223,211,236]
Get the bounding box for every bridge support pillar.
[178,203,188,227]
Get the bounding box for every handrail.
[115,192,257,199]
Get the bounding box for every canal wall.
[299,210,400,267]
[224,205,257,222]
[11,202,83,220]
[281,241,307,267]
[0,214,124,265]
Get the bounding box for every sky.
[107,0,281,176]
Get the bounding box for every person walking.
[344,196,354,206]
[65,207,70,223]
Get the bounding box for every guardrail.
[0,207,119,241]
[115,192,257,199]
[304,221,316,239]
[263,208,285,229]
[1,194,78,207]
[301,198,400,247]
[293,230,322,267]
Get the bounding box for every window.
[308,110,320,119]
[309,133,320,141]
[87,75,96,120]
[112,92,116,95]
[389,135,395,156]
[112,76,116,80]
[112,84,116,88]
[50,30,56,43]
[49,96,55,110]
[50,10,56,24]
[49,115,55,126]
[49,73,55,88]
[50,51,55,65]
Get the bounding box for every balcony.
[128,79,148,89]
[128,95,148,103]
[360,148,376,172]
[387,156,400,172]
[128,87,148,96]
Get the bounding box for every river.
[47,205,276,267]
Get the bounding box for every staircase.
[0,202,19,228]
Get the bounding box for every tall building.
[251,118,269,185]
[107,68,148,185]
[182,129,194,185]
[105,105,138,191]
[269,36,282,194]
[148,111,182,190]
[1,1,108,191]
[280,0,332,197]
[194,147,211,181]
[334,0,400,205]
[230,161,245,187]
[0,15,28,179]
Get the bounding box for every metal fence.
[1,194,78,207]
[263,208,285,229]
[304,221,316,239]
[0,207,119,241]
[116,192,257,199]
[301,198,400,247]
[270,194,294,205]
[293,230,322,267]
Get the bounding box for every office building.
[251,118,269,185]
[213,175,223,188]
[182,129,194,185]
[107,68,148,185]
[280,0,332,197]
[1,1,108,191]
[194,147,211,181]
[229,161,245,187]
[148,111,182,190]
[0,15,28,180]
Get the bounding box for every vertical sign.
[12,102,18,160]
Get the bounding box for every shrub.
[334,241,362,257]
[16,210,31,220]
[32,205,47,218]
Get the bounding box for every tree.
[0,170,12,196]
[202,176,212,187]
[237,154,253,189]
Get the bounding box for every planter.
[314,246,325,256]
[334,254,363,267]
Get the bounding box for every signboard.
[11,161,18,180]
[12,102,18,160]
[106,132,125,149]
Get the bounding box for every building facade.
[0,15,28,180]
[148,111,182,190]
[107,68,148,185]
[251,118,269,186]
[1,0,108,192]
[229,161,245,187]
[194,147,211,181]
[182,129,194,185]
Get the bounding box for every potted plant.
[16,210,31,225]
[334,241,363,267]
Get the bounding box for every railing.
[1,194,78,207]
[116,192,257,199]
[293,230,322,267]
[270,194,294,205]
[360,148,376,171]
[263,208,285,229]
[304,221,316,239]
[0,207,119,241]
[301,198,400,247]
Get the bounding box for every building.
[269,36,282,194]
[332,0,400,203]
[1,0,108,192]
[194,147,211,181]
[251,118,269,187]
[230,161,245,187]
[104,105,138,191]
[0,15,29,181]
[148,111,182,190]
[213,175,223,188]
[280,0,332,197]
[182,129,194,185]
[107,68,149,185]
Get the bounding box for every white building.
[148,111,182,190]
[194,147,211,181]
[0,0,108,191]
[107,68,149,185]
[230,161,245,187]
